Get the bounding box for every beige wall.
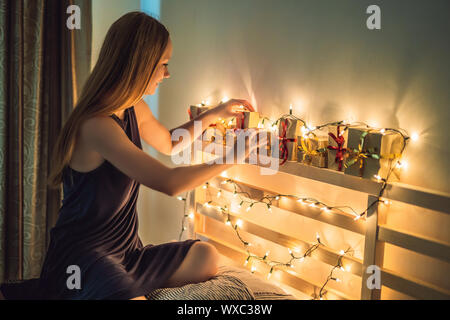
[91,0,141,68]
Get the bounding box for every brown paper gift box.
[243,112,260,129]
[189,105,210,120]
[344,128,403,181]
[271,118,303,162]
[327,125,350,171]
[297,136,328,168]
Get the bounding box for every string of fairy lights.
[175,101,415,299]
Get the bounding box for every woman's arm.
[82,116,250,196]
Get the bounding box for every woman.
[5,12,259,300]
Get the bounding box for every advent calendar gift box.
[272,118,303,163]
[344,128,403,181]
[327,125,349,171]
[297,136,328,168]
[242,111,260,129]
[189,105,210,120]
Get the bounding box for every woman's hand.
[212,99,255,120]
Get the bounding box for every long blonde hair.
[48,12,169,189]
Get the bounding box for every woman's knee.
[188,241,219,277]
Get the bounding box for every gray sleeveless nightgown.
[17,106,198,299]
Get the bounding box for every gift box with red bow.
[271,118,304,164]
[327,125,350,171]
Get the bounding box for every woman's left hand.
[212,98,255,119]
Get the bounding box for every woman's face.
[145,37,172,95]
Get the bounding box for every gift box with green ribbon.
[271,117,304,164]
[297,136,328,168]
[344,128,403,180]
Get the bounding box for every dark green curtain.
[0,0,91,282]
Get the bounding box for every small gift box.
[272,118,304,163]
[254,129,272,156]
[243,112,260,129]
[189,105,210,120]
[327,125,349,171]
[344,128,403,180]
[297,136,328,168]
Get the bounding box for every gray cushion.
[147,265,297,300]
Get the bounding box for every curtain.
[0,0,91,282]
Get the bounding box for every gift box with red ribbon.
[271,118,303,164]
[344,128,403,180]
[327,125,349,171]
[297,136,328,168]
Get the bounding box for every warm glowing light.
[221,96,230,103]
[374,174,382,182]
[204,202,211,208]
[217,190,222,198]
[316,232,320,240]
[177,196,183,201]
[339,250,345,256]
[383,199,390,205]
[299,257,305,262]
[396,160,408,170]
[335,278,342,283]
[380,129,386,135]
[202,184,207,189]
[354,215,361,221]
[188,213,194,219]
[251,266,257,273]
[225,220,231,226]
[236,219,243,228]
[346,265,352,272]
[275,196,280,200]
[411,132,419,142]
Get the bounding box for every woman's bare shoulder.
[69,116,115,172]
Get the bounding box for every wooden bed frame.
[185,140,450,300]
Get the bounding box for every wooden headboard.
[185,139,450,300]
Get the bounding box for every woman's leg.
[162,241,219,288]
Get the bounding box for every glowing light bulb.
[221,96,229,103]
[177,196,183,201]
[316,233,320,240]
[251,266,256,273]
[354,215,361,221]
[289,104,293,114]
[299,257,305,263]
[236,219,243,228]
[380,129,386,135]
[225,220,231,226]
[202,184,207,189]
[374,174,382,182]
[383,199,390,205]
[339,250,345,256]
[335,278,342,283]
[411,132,419,142]
[217,190,222,198]
[275,196,280,200]
[188,213,194,219]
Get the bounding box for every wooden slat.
[378,225,450,263]
[207,177,366,235]
[381,268,450,300]
[196,202,364,277]
[200,141,450,213]
[361,196,385,300]
[196,232,352,300]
